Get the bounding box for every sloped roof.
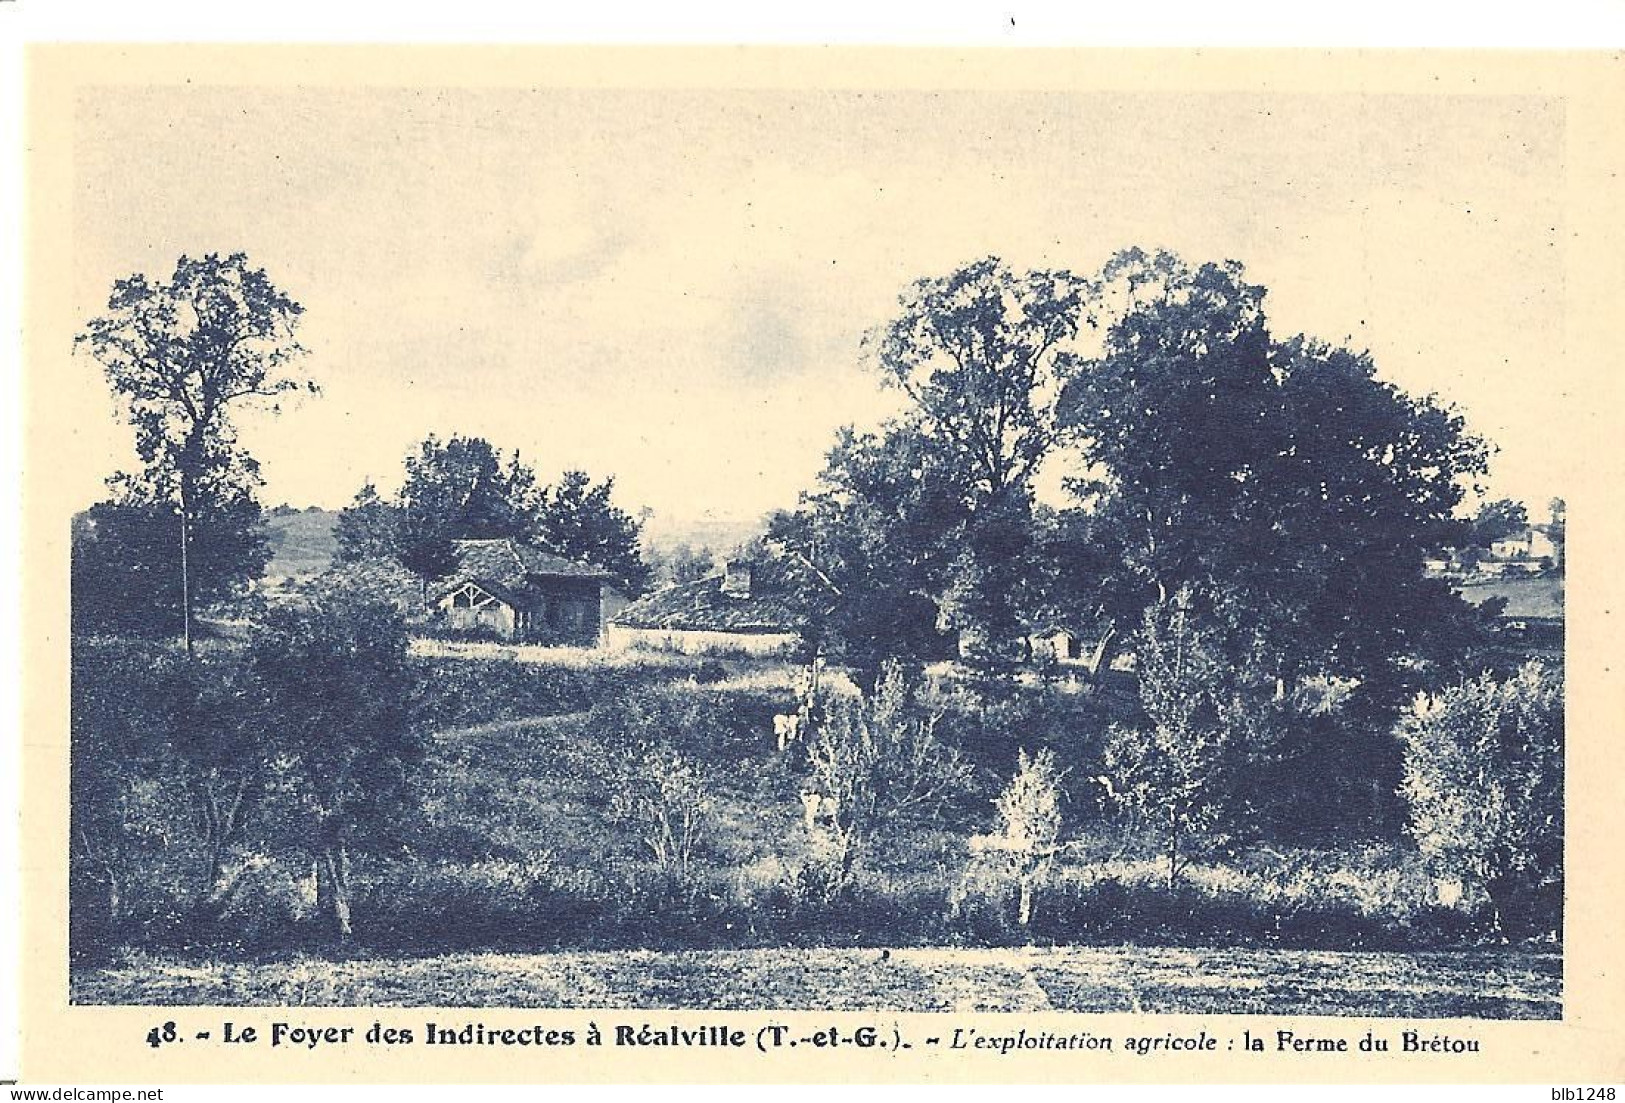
[612,552,837,633]
[299,558,428,620]
[449,539,611,590]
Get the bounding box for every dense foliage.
[71,489,270,638]
[76,253,313,651]
[1398,662,1563,940]
[333,435,651,594]
[68,248,1564,973]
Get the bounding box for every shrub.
[800,663,975,895]
[1397,661,1563,940]
[988,748,1065,928]
[355,855,612,952]
[693,659,730,685]
[603,745,716,881]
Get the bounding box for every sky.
[60,83,1570,530]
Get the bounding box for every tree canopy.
[782,250,1492,688]
[334,435,652,595]
[533,470,652,596]
[75,253,314,649]
[1056,251,1491,696]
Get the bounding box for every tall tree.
[341,438,651,594]
[1057,251,1492,831]
[534,470,652,596]
[860,257,1096,655]
[867,256,1094,500]
[774,259,1093,663]
[332,480,402,565]
[77,253,314,654]
[766,425,970,670]
[395,435,542,577]
[1058,251,1489,688]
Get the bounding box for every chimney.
[722,559,752,598]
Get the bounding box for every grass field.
[72,641,1560,1022]
[71,945,1560,1019]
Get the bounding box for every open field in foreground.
[73,945,1559,1019]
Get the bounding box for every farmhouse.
[1489,524,1559,563]
[607,550,837,657]
[431,538,613,645]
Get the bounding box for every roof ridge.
[783,547,841,597]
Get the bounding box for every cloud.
[488,222,633,292]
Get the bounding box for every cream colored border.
[22,46,1625,1084]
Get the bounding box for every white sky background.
[60,84,1571,528]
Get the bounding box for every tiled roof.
[449,539,611,588]
[611,552,837,633]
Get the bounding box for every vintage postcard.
[15,45,1625,1084]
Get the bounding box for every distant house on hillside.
[1489,524,1561,566]
[431,538,613,646]
[607,550,837,657]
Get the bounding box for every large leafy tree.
[533,470,652,596]
[1058,250,1489,687]
[76,253,314,653]
[866,256,1094,500]
[788,248,1494,832]
[395,435,542,577]
[1057,251,1493,832]
[337,436,651,594]
[776,258,1093,663]
[766,425,971,671]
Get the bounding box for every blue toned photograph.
[63,80,1563,1018]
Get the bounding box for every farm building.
[431,538,613,646]
[607,550,837,657]
[1024,623,1116,674]
[1489,524,1560,564]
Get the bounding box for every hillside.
[262,506,764,583]
[263,506,340,581]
